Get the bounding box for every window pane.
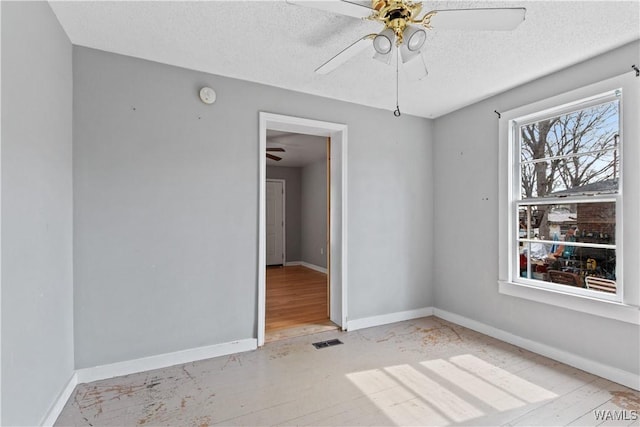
[519,99,619,199]
[518,245,617,292]
[520,152,619,198]
[516,200,617,292]
[517,202,615,244]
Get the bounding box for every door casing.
[258,112,348,346]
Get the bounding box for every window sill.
[498,280,640,325]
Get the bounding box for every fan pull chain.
[394,46,401,117]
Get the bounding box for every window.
[498,72,639,324]
[514,92,621,302]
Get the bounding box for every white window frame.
[514,90,621,303]
[498,73,640,325]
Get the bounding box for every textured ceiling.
[49,1,640,118]
[267,131,327,167]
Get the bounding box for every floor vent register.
[312,339,343,349]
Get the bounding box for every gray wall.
[267,161,329,269]
[266,166,302,262]
[433,41,640,375]
[1,2,74,425]
[73,47,434,368]
[301,159,327,268]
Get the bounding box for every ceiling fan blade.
[266,147,286,152]
[422,8,526,31]
[266,153,282,161]
[316,34,374,74]
[286,0,374,19]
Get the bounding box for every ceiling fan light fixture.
[404,25,426,51]
[373,28,395,54]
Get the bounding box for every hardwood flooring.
[55,316,639,426]
[266,265,337,342]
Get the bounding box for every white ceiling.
[267,131,327,167]
[49,1,640,118]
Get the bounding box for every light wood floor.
[266,265,338,342]
[56,316,639,426]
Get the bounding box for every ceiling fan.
[290,0,526,82]
[266,147,285,161]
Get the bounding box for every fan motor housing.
[372,0,424,42]
[372,0,422,20]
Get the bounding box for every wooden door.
[266,180,285,265]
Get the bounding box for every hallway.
[266,265,338,342]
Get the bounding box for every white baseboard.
[347,307,434,331]
[41,372,78,427]
[285,261,327,274]
[75,338,257,385]
[433,308,640,391]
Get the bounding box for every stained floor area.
[55,317,639,426]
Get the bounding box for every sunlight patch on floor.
[346,369,449,426]
[449,354,558,403]
[421,359,526,411]
[346,354,558,426]
[385,364,484,423]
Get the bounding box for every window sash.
[510,90,622,302]
[512,198,621,300]
[517,238,615,250]
[515,194,618,205]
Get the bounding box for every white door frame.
[258,112,348,346]
[265,178,286,265]
[0,5,3,420]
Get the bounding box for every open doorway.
[258,113,348,346]
[264,133,333,342]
